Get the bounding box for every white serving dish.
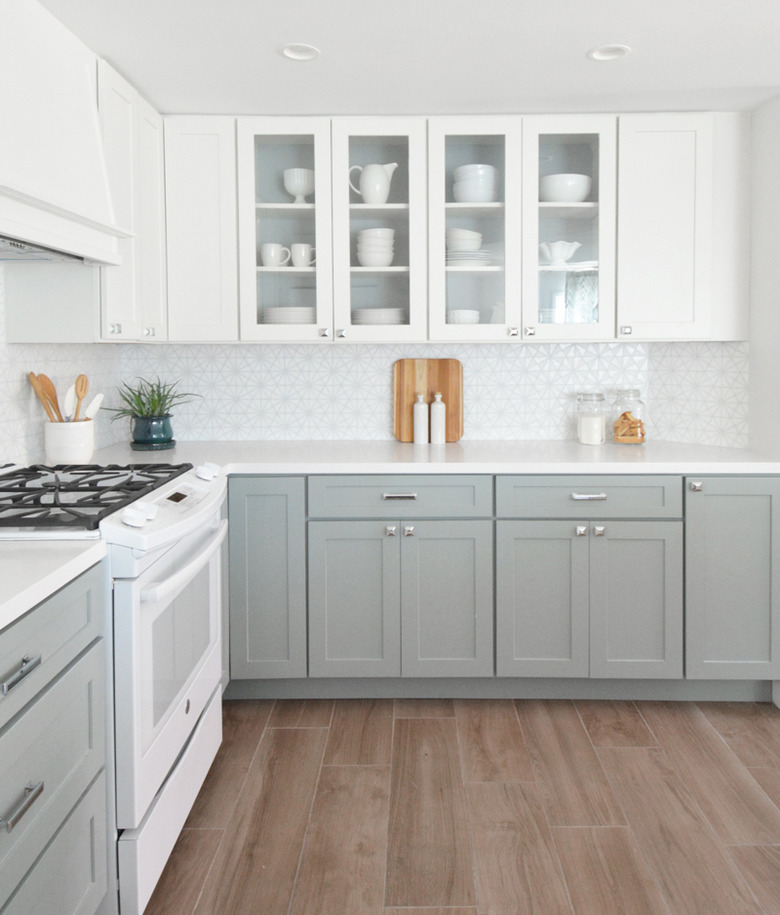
[447,309,481,324]
[539,173,592,203]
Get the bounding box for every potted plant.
[109,377,200,450]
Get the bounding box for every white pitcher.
[348,162,398,205]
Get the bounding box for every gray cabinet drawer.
[2,771,107,915]
[496,475,682,519]
[0,563,104,731]
[0,642,105,906]
[308,475,493,519]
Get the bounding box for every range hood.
[0,235,88,264]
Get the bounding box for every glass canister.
[577,392,607,445]
[613,389,646,444]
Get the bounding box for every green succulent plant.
[108,377,200,420]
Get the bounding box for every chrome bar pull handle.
[382,492,418,501]
[1,654,42,697]
[593,526,606,537]
[571,492,607,501]
[0,782,44,832]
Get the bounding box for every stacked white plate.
[453,164,499,203]
[447,250,493,266]
[262,306,316,324]
[447,309,481,324]
[351,307,408,325]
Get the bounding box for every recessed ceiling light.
[279,43,321,62]
[586,44,631,62]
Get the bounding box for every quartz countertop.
[93,438,780,475]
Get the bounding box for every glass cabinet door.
[331,117,427,342]
[522,116,616,341]
[428,117,522,341]
[237,117,333,341]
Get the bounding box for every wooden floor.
[146,698,780,915]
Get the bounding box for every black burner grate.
[0,463,193,530]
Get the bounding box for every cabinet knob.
[576,526,588,537]
[620,325,633,335]
[385,525,397,537]
[593,526,606,537]
[403,526,415,537]
[336,329,347,339]
[143,326,156,337]
[507,327,519,337]
[319,328,330,338]
[689,481,704,492]
[524,326,536,337]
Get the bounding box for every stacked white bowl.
[453,164,499,203]
[357,227,395,267]
[446,227,482,252]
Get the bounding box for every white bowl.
[454,164,497,178]
[357,250,394,267]
[447,237,482,252]
[358,227,395,239]
[446,227,482,240]
[282,168,314,203]
[447,309,481,324]
[539,173,592,203]
[453,182,498,203]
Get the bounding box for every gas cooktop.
[0,463,193,532]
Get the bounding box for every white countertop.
[93,438,780,475]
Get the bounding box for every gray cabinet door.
[228,477,307,679]
[308,521,402,677]
[686,476,780,679]
[401,520,494,677]
[589,521,683,678]
[496,520,590,677]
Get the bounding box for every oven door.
[113,514,227,829]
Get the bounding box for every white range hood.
[0,0,124,265]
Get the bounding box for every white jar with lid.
[576,392,606,445]
[613,389,646,444]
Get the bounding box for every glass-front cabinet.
[331,118,427,341]
[521,116,617,341]
[237,117,333,341]
[428,118,523,341]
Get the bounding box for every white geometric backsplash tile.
[0,266,750,463]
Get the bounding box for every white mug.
[261,243,291,267]
[291,243,316,267]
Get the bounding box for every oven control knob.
[196,463,220,481]
[121,506,148,528]
[135,500,158,520]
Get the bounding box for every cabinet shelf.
[446,265,503,273]
[445,202,505,217]
[350,265,409,273]
[538,262,598,273]
[255,202,315,211]
[256,266,316,273]
[539,202,599,220]
[349,203,409,213]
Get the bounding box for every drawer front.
[0,563,104,731]
[0,642,105,904]
[2,772,107,915]
[496,475,683,519]
[308,475,493,519]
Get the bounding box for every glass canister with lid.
[576,392,607,445]
[613,389,646,444]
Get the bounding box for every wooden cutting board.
[393,358,463,442]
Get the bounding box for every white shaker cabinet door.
[165,116,239,341]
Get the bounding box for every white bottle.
[430,392,446,444]
[413,394,429,444]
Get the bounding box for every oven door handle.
[140,519,228,604]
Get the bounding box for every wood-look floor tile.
[575,700,658,748]
[553,826,669,915]
[289,765,391,915]
[467,782,572,913]
[385,718,476,908]
[455,699,534,782]
[598,747,762,915]
[385,909,478,914]
[145,828,223,915]
[515,700,625,827]
[394,698,455,717]
[194,727,328,915]
[729,845,780,914]
[186,699,273,829]
[267,698,334,728]
[638,701,780,845]
[749,766,780,806]
[323,698,394,766]
[698,701,780,768]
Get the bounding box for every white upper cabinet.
[521,115,617,341]
[331,117,428,342]
[165,116,239,341]
[617,112,749,341]
[237,117,333,342]
[428,117,523,341]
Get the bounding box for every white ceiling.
[38,0,780,116]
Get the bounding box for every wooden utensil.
[38,374,64,422]
[28,372,56,423]
[393,358,463,442]
[73,374,89,421]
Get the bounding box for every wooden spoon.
[28,372,56,422]
[38,374,64,422]
[73,374,89,422]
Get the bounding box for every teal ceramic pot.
[130,415,175,451]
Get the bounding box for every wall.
[0,265,749,464]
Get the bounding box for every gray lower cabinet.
[496,519,683,678]
[0,563,109,915]
[686,476,780,679]
[228,476,307,679]
[308,519,494,677]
